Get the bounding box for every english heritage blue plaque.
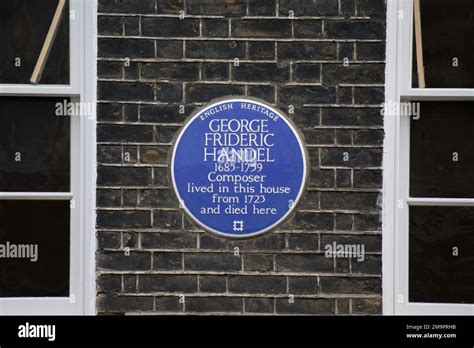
[170,98,308,239]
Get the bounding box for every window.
[0,0,95,314]
[387,0,474,314]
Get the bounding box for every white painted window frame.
[384,0,474,315]
[0,0,96,315]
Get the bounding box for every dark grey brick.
[97,145,122,164]
[232,19,292,38]
[97,103,122,122]
[352,298,382,314]
[138,189,177,208]
[248,41,275,60]
[186,0,247,16]
[287,234,319,251]
[288,276,318,294]
[97,251,151,271]
[140,104,186,123]
[320,276,381,294]
[284,212,334,231]
[138,274,198,292]
[338,42,355,60]
[123,274,137,292]
[336,169,352,188]
[276,298,334,314]
[322,64,385,85]
[276,254,333,272]
[245,297,274,313]
[228,275,286,294]
[294,20,323,38]
[248,0,276,16]
[199,234,227,250]
[248,85,275,103]
[153,252,183,271]
[202,19,229,38]
[309,169,335,188]
[97,274,121,293]
[200,275,227,293]
[202,63,230,81]
[279,0,339,16]
[124,17,140,36]
[98,82,154,101]
[155,126,179,143]
[98,16,123,35]
[320,148,382,167]
[185,253,241,271]
[321,108,382,126]
[353,129,384,146]
[357,42,386,61]
[97,188,122,207]
[157,0,185,14]
[186,40,246,59]
[320,192,379,212]
[139,146,169,165]
[97,231,121,249]
[155,296,183,312]
[336,214,353,230]
[141,62,200,81]
[142,232,197,249]
[153,210,182,229]
[186,297,242,313]
[153,167,169,187]
[354,213,381,231]
[156,40,184,59]
[185,83,245,103]
[324,20,385,39]
[244,254,273,272]
[98,0,155,14]
[293,63,321,82]
[351,255,381,275]
[278,42,337,60]
[336,129,352,145]
[354,87,384,104]
[97,210,151,229]
[302,129,335,145]
[122,231,139,249]
[99,38,155,58]
[279,86,336,104]
[291,107,320,128]
[98,124,154,142]
[357,0,386,19]
[141,17,200,37]
[233,63,289,82]
[97,295,154,313]
[156,83,184,103]
[340,0,356,17]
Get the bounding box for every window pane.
[409,206,474,304]
[410,102,474,198]
[412,0,474,88]
[0,200,70,297]
[0,0,70,84]
[0,97,70,192]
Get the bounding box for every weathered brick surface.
[97,0,385,315]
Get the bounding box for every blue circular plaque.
[171,98,308,239]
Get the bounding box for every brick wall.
[96,0,386,315]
